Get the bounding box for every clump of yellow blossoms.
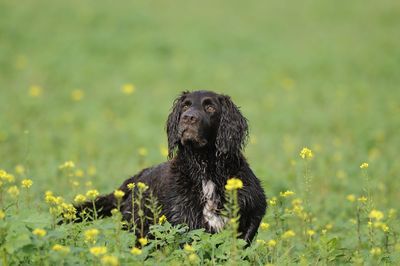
[370,247,382,256]
[101,255,119,266]
[282,230,296,239]
[7,186,20,198]
[59,161,75,170]
[158,215,167,224]
[369,209,384,221]
[90,246,107,256]
[360,162,369,169]
[280,190,295,197]
[267,239,277,247]
[138,237,148,247]
[113,190,125,200]
[52,244,70,254]
[346,194,356,202]
[225,178,243,191]
[29,85,42,97]
[71,89,84,101]
[0,170,15,183]
[21,179,33,188]
[130,247,142,255]
[121,84,135,95]
[127,183,135,190]
[0,210,5,220]
[299,147,313,159]
[137,182,149,191]
[74,194,87,204]
[260,222,270,231]
[86,189,100,200]
[184,243,195,252]
[84,228,100,244]
[33,228,47,237]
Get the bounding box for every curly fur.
[75,90,267,244]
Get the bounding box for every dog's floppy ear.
[166,91,189,159]
[216,95,249,156]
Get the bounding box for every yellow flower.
[130,247,142,255]
[269,197,277,206]
[256,239,266,245]
[138,237,148,246]
[346,194,356,202]
[33,228,47,237]
[0,210,5,220]
[113,190,125,200]
[381,224,389,232]
[188,253,199,263]
[325,223,333,230]
[184,243,195,252]
[15,164,25,175]
[74,194,87,204]
[358,196,367,203]
[267,239,277,247]
[86,189,100,200]
[282,230,296,239]
[369,209,384,221]
[127,183,135,190]
[307,230,315,237]
[360,162,369,169]
[90,246,107,256]
[299,147,313,159]
[101,255,119,266]
[29,85,43,97]
[121,84,135,95]
[280,190,295,197]
[7,186,20,198]
[137,182,149,191]
[84,228,100,244]
[370,247,381,256]
[138,147,148,157]
[61,203,76,220]
[21,179,33,189]
[59,161,75,169]
[159,145,169,157]
[225,178,243,191]
[75,169,84,177]
[0,170,15,183]
[52,244,70,254]
[158,215,167,224]
[260,222,270,231]
[71,89,84,101]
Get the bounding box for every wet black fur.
[75,90,267,243]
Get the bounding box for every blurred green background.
[0,0,399,212]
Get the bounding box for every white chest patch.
[202,180,227,232]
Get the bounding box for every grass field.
[1,0,400,264]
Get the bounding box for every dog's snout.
[182,111,199,124]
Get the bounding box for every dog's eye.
[205,105,215,113]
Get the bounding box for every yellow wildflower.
[267,239,277,247]
[138,147,148,156]
[184,243,195,252]
[90,246,107,256]
[138,237,148,246]
[74,194,87,204]
[188,253,199,263]
[15,165,25,175]
[52,244,70,253]
[370,247,381,256]
[0,210,5,220]
[299,147,313,159]
[7,186,20,198]
[21,179,33,189]
[0,170,15,183]
[325,223,333,230]
[225,178,243,191]
[101,255,119,266]
[121,84,135,95]
[86,189,99,200]
[360,162,369,169]
[33,228,47,237]
[358,196,367,203]
[114,190,125,200]
[369,209,384,221]
[59,161,75,169]
[269,197,277,206]
[75,169,84,177]
[29,85,43,97]
[137,182,149,191]
[71,89,84,101]
[127,183,135,190]
[280,190,295,197]
[158,215,167,224]
[130,247,142,255]
[61,203,76,220]
[84,228,99,244]
[307,230,315,237]
[256,239,266,245]
[346,194,355,202]
[260,222,270,231]
[282,230,296,239]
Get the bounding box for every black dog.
[76,90,266,243]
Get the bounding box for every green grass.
[1,0,400,264]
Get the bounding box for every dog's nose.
[182,111,199,124]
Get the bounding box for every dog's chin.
[180,131,208,148]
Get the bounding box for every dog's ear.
[216,95,249,156]
[166,91,189,159]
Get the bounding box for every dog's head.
[166,90,248,159]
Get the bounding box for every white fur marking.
[202,180,227,232]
